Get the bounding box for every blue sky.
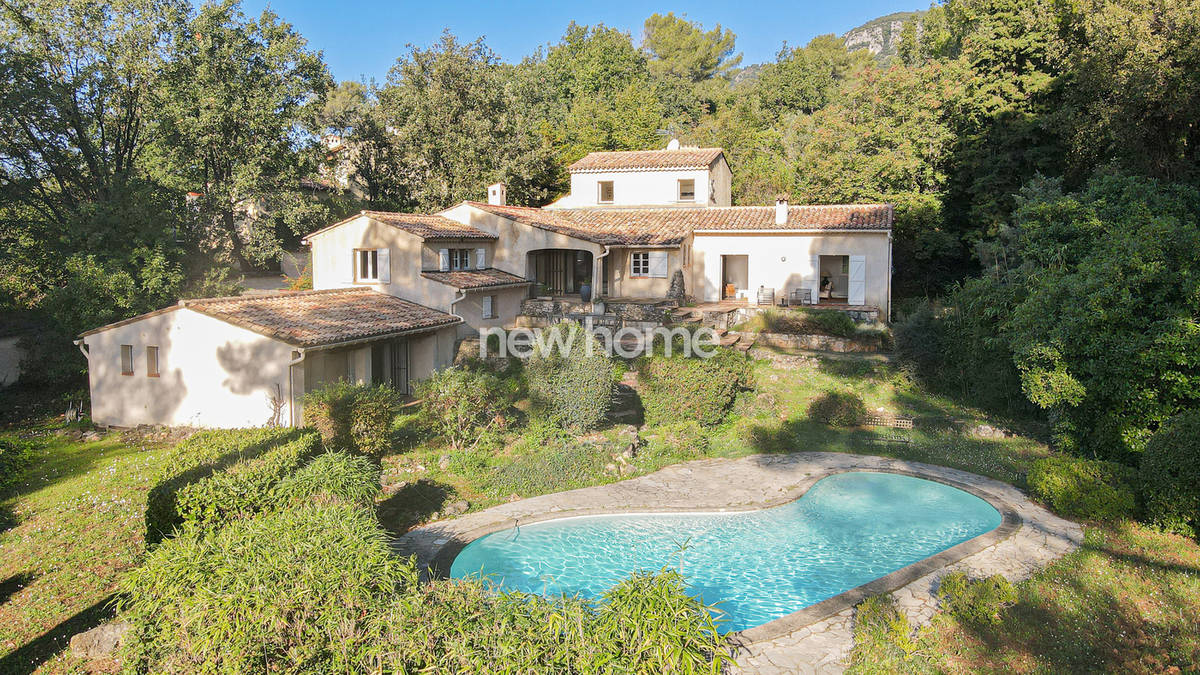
[235,0,924,83]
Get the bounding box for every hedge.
[414,367,512,449]
[1027,455,1137,521]
[118,503,413,674]
[173,431,322,532]
[639,348,752,427]
[1141,410,1200,537]
[273,450,381,508]
[144,427,303,544]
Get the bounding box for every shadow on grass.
[0,595,113,675]
[377,479,454,536]
[0,572,36,608]
[816,358,878,380]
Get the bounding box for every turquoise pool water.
[450,472,1002,631]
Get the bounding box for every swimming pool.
[450,471,1002,631]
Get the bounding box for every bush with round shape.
[639,348,752,428]
[273,450,381,508]
[937,572,1017,626]
[808,390,867,427]
[303,382,401,454]
[1027,455,1137,521]
[414,366,511,449]
[525,323,620,431]
[1141,410,1200,537]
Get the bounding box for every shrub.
[303,381,401,454]
[144,427,303,543]
[371,569,729,673]
[350,385,402,455]
[414,367,511,449]
[641,421,711,462]
[808,390,867,426]
[526,323,619,431]
[639,349,752,427]
[894,301,944,378]
[117,503,414,673]
[1141,410,1200,537]
[173,431,322,531]
[937,572,1017,626]
[0,437,34,488]
[850,594,922,668]
[1027,455,1137,521]
[273,451,381,508]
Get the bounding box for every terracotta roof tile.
[181,288,459,347]
[466,202,892,247]
[421,268,532,290]
[568,147,725,172]
[304,211,496,242]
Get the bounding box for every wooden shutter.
[438,248,450,272]
[848,255,866,305]
[482,294,493,319]
[649,251,668,278]
[377,248,390,283]
[476,247,486,269]
[345,251,356,283]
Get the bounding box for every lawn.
[2,349,1199,673]
[0,414,173,675]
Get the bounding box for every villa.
[77,142,893,428]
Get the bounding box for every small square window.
[120,345,134,376]
[356,249,379,281]
[678,179,695,202]
[598,181,614,204]
[630,252,649,277]
[146,346,159,377]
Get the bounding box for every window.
[146,346,159,377]
[677,179,695,202]
[356,249,378,281]
[598,180,614,204]
[120,344,134,376]
[450,248,473,270]
[483,294,497,319]
[630,252,649,277]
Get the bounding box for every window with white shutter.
[630,252,649,277]
[482,294,495,319]
[648,251,668,278]
[355,249,379,282]
[476,248,486,269]
[438,248,450,272]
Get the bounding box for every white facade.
[79,305,458,429]
[548,159,732,209]
[691,231,892,317]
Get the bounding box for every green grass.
[848,522,1200,673]
[0,416,173,674]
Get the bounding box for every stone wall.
[747,331,882,353]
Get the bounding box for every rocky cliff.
[842,10,925,60]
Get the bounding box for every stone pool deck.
[392,452,1083,674]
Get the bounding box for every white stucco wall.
[453,286,527,338]
[549,166,727,209]
[691,231,892,316]
[0,336,24,387]
[82,308,296,428]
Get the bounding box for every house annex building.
[78,142,893,428]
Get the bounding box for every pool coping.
[416,465,1022,645]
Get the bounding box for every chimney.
[775,194,789,226]
[666,138,681,150]
[487,182,507,206]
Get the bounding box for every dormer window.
[598,181,614,204]
[678,179,695,202]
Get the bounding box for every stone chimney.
[775,194,789,226]
[487,182,506,206]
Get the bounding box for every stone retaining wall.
[748,331,882,353]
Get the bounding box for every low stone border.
[393,453,1083,674]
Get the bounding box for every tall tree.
[755,35,870,114]
[152,0,330,272]
[641,12,741,82]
